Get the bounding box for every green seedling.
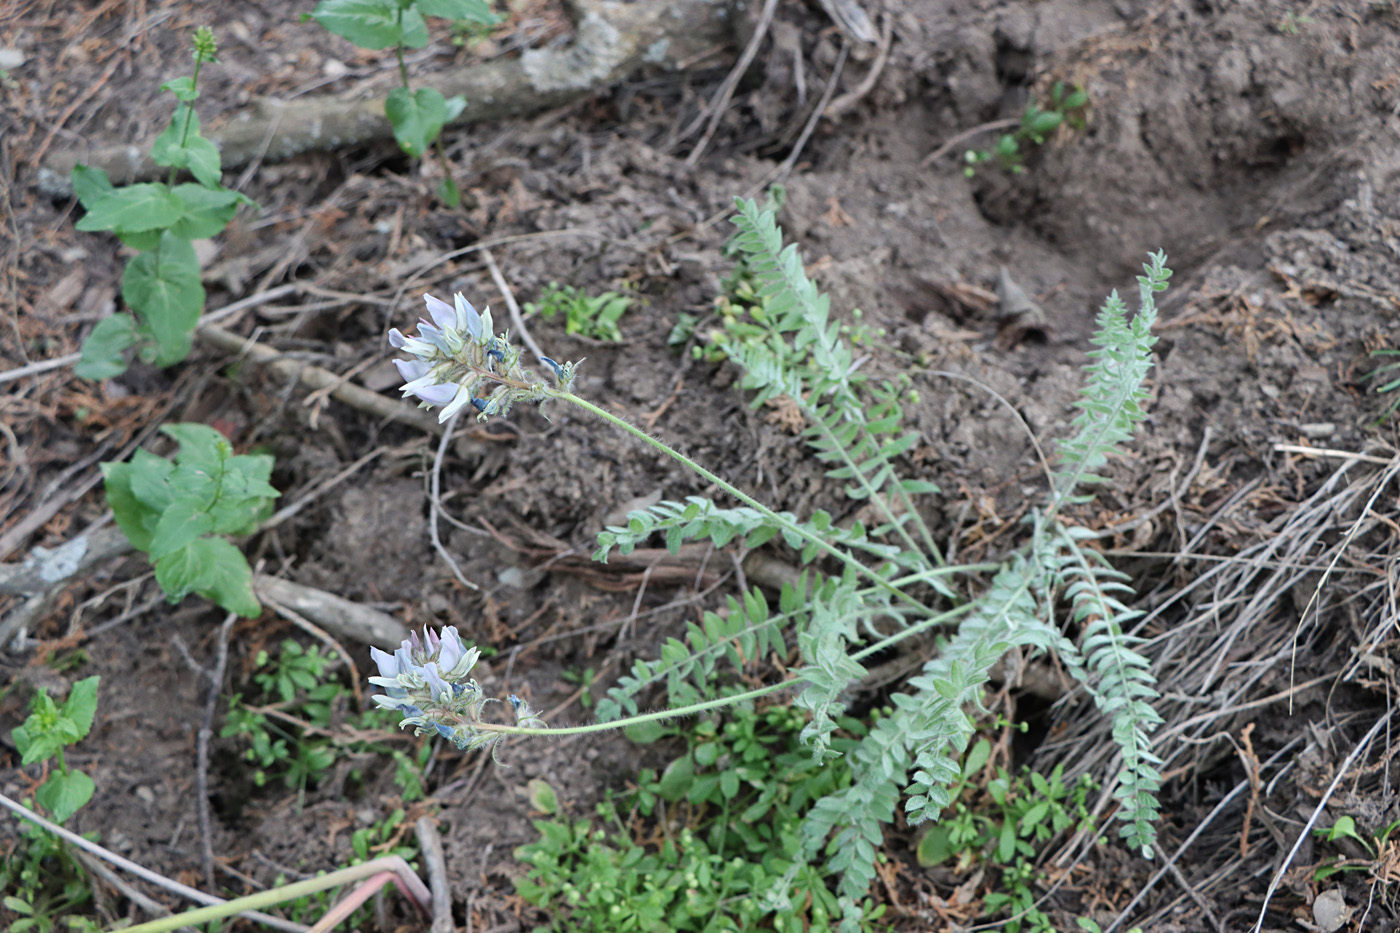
[965,82,1088,176]
[102,423,278,618]
[72,28,256,379]
[307,0,499,205]
[528,283,633,342]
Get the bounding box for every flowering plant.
[390,292,579,422]
[370,625,545,753]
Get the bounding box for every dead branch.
[35,0,736,197]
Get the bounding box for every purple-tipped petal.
[394,359,431,383]
[423,293,456,331]
[414,383,460,406]
[388,328,407,349]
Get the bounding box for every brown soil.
[3,0,1399,931]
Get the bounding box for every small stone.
[323,59,348,79]
[0,48,25,70]
[134,785,156,805]
[1314,889,1351,933]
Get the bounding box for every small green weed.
[916,738,1098,933]
[102,423,279,618]
[4,677,103,932]
[1311,814,1400,881]
[514,706,886,933]
[528,283,633,342]
[1367,347,1400,425]
[1274,10,1314,34]
[0,829,94,933]
[222,639,429,800]
[965,82,1088,176]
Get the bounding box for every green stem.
[472,601,976,739]
[166,53,205,189]
[556,391,937,618]
[395,37,411,89]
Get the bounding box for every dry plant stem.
[1251,709,1395,932]
[264,595,364,707]
[483,248,545,362]
[918,117,1021,168]
[196,321,446,434]
[71,849,170,920]
[197,613,238,890]
[36,0,737,196]
[115,857,431,933]
[775,39,850,185]
[684,0,779,167]
[824,10,894,118]
[430,411,479,590]
[1272,442,1395,465]
[1287,452,1400,705]
[0,283,300,386]
[262,444,394,531]
[415,816,456,933]
[1098,735,1303,933]
[0,792,308,933]
[252,574,410,647]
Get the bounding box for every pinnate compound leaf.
[75,313,139,380]
[76,183,184,233]
[37,770,96,823]
[155,536,261,617]
[311,0,428,49]
[386,86,449,157]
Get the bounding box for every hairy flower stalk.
[389,292,580,421]
[370,625,546,752]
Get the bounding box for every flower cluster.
[390,292,579,422]
[369,626,545,751]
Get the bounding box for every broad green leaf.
[36,770,95,823]
[116,229,163,251]
[623,720,667,744]
[149,499,217,560]
[163,422,228,469]
[13,722,65,767]
[169,183,240,239]
[101,460,156,551]
[657,754,693,803]
[160,76,199,101]
[155,536,260,617]
[526,778,558,815]
[71,164,113,210]
[385,86,449,157]
[75,313,139,380]
[127,448,176,514]
[122,234,204,366]
[62,677,101,739]
[915,825,953,866]
[151,108,223,187]
[415,0,498,24]
[444,93,466,121]
[310,0,428,49]
[76,183,184,233]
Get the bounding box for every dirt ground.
[3,0,1399,931]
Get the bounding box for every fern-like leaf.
[1053,252,1170,508]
